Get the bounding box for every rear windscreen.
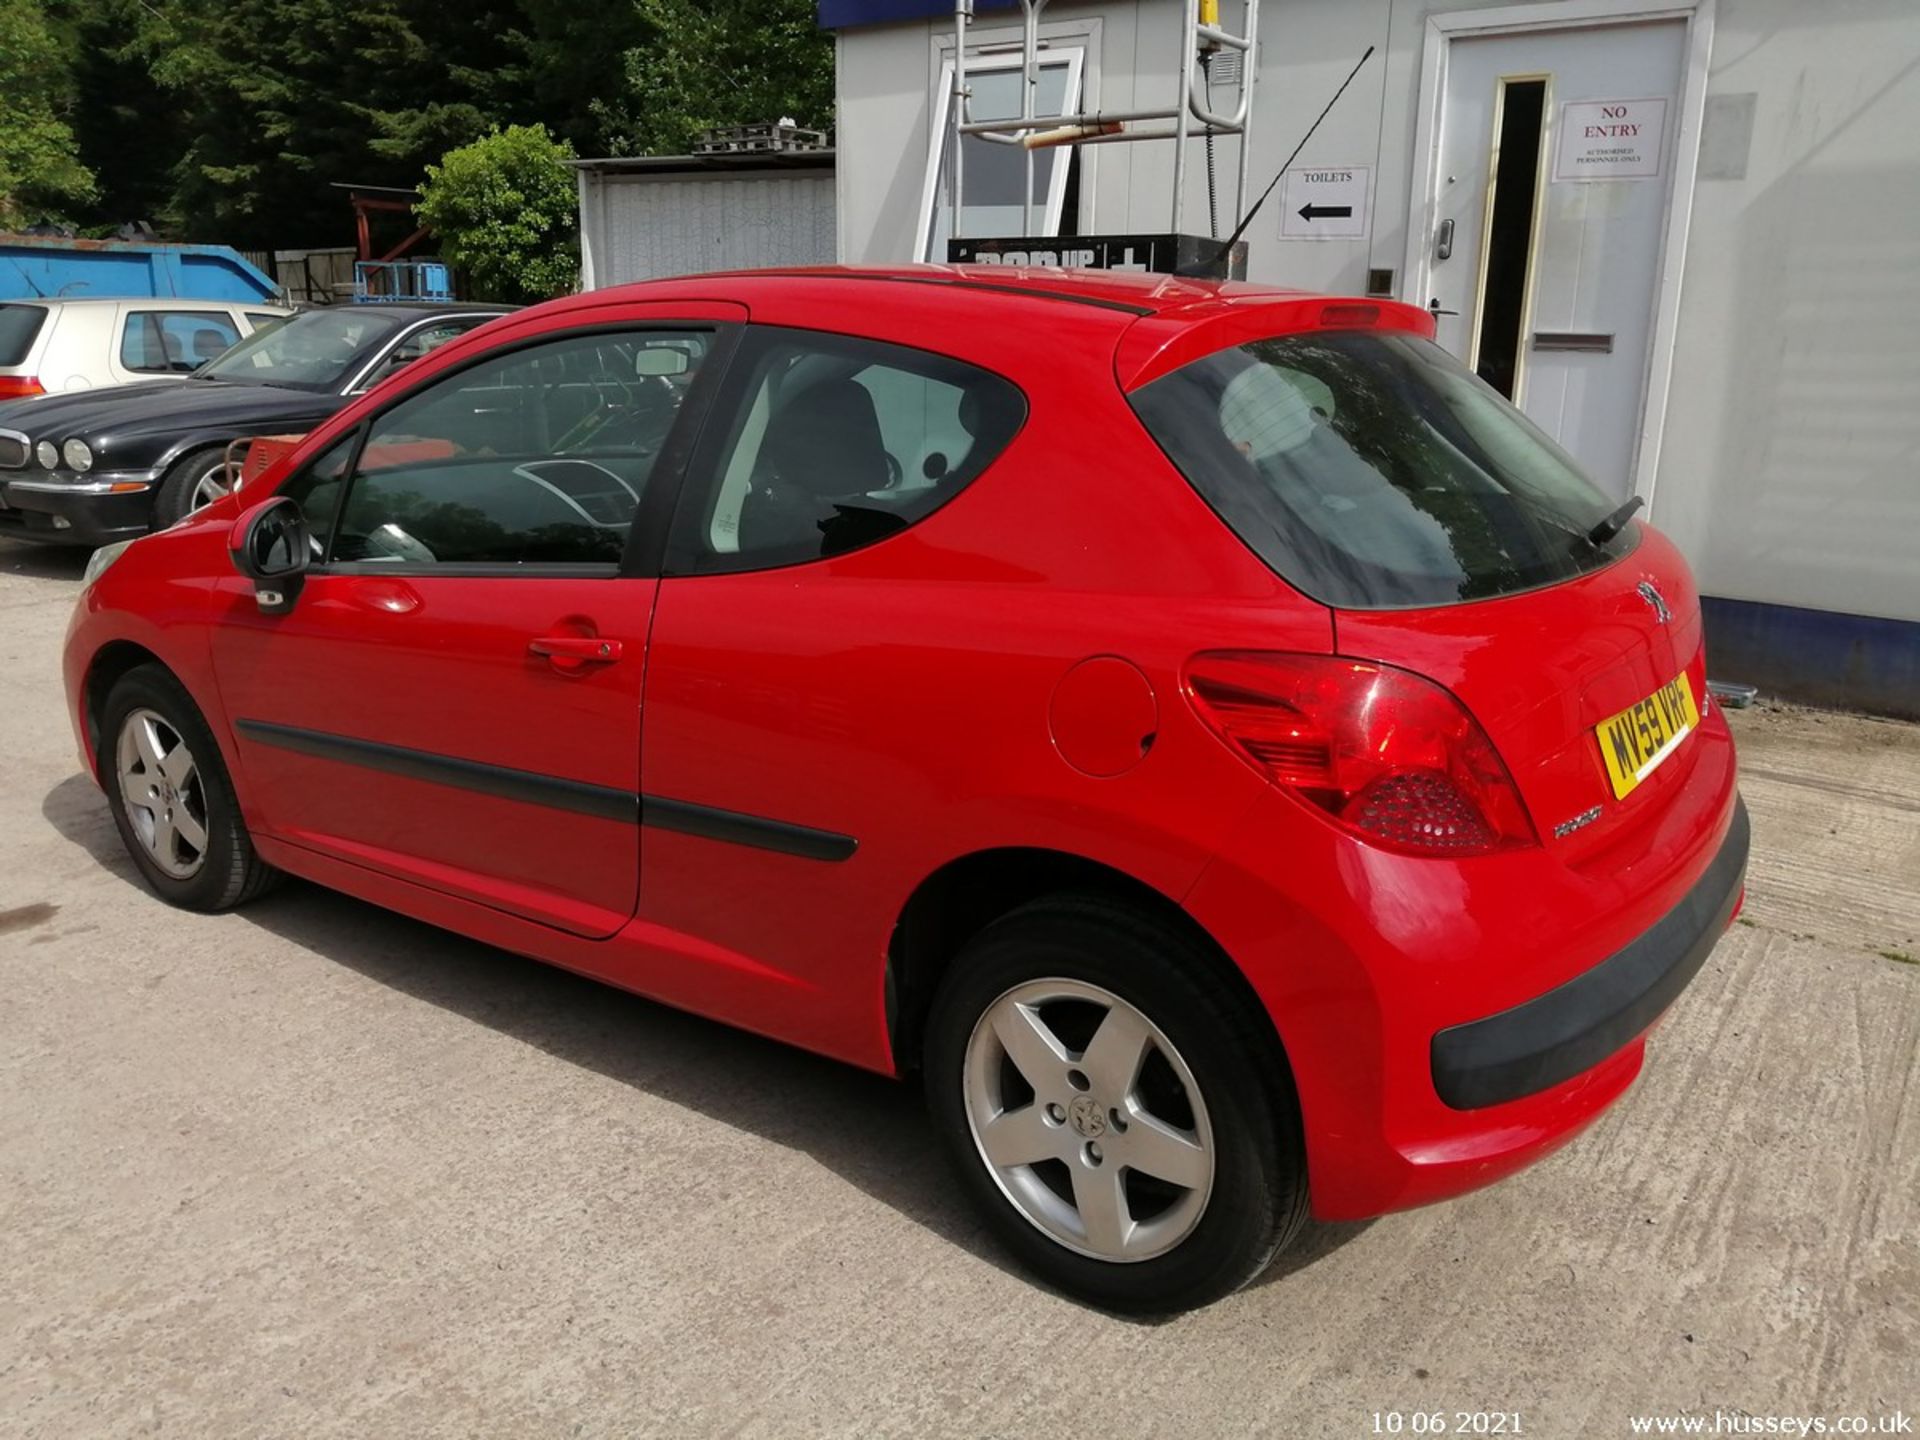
[1128,329,1636,609]
[0,304,47,367]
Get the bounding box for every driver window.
[326,328,711,567]
[686,328,1024,572]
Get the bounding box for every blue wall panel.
[1704,596,1919,720]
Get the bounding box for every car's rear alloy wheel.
[963,978,1215,1262]
[925,896,1309,1313]
[116,706,209,880]
[99,663,281,911]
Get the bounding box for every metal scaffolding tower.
[946,0,1260,244]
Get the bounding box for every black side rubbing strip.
[236,719,637,823]
[232,719,857,860]
[1430,797,1750,1110]
[642,794,858,862]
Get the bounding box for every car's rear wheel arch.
[886,847,1292,1089]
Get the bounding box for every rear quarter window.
[674,327,1026,574]
[0,304,47,367]
[1127,329,1635,609]
[122,310,241,373]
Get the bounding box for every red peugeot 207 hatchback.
[63,267,1746,1312]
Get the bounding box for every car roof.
[331,302,513,317]
[1,296,291,311]
[538,265,1433,390]
[562,264,1314,319]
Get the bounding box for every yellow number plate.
[1597,672,1699,800]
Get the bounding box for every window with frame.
[314,328,712,568]
[351,318,487,393]
[677,328,1025,573]
[279,431,358,556]
[122,310,240,373]
[921,46,1085,260]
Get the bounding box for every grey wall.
[579,170,837,288]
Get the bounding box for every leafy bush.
[416,124,579,304]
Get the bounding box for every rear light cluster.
[1184,652,1537,857]
[0,376,45,399]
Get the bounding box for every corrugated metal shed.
[573,153,837,288]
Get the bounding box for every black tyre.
[98,663,281,911]
[923,894,1308,1313]
[152,447,232,528]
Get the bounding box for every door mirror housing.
[228,496,312,615]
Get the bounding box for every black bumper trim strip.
[236,718,639,823]
[1430,796,1751,1110]
[642,794,858,862]
[233,718,857,861]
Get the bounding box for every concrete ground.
[2,538,1915,1440]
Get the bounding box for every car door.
[632,325,1030,1049]
[208,303,744,939]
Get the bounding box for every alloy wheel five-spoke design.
[188,462,233,513]
[963,978,1215,1263]
[116,708,209,879]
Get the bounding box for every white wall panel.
[833,0,1920,625]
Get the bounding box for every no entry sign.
[1554,97,1669,181]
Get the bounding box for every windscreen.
[1128,329,1636,608]
[0,304,47,367]
[197,307,405,390]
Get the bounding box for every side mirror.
[228,496,312,615]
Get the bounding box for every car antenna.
[1180,45,1377,278]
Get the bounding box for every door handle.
[1435,217,1455,260]
[1428,297,1461,317]
[529,635,623,666]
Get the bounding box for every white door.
[1422,20,1686,499]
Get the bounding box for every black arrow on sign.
[1297,202,1354,222]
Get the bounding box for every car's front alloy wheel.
[153,448,232,527]
[99,663,281,911]
[115,706,210,880]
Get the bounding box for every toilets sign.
[1278,164,1371,239]
[1554,97,1669,180]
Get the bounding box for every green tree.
[415,124,578,303]
[0,0,98,226]
[122,0,529,247]
[50,0,834,246]
[68,0,181,230]
[600,0,833,157]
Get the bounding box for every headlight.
[81,538,134,587]
[63,438,94,472]
[35,440,58,470]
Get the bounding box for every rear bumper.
[1431,798,1750,1109]
[1183,706,1743,1220]
[0,473,155,546]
